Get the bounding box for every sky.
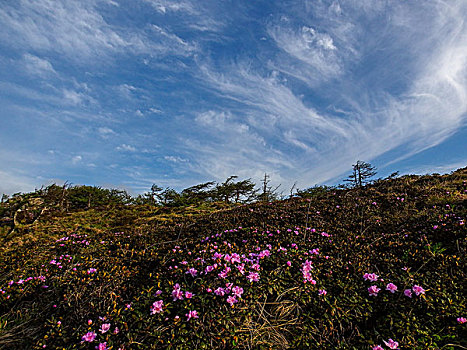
[0,0,466,196]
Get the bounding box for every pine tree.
[344,161,377,188]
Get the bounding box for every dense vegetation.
[0,168,466,349]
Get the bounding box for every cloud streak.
[192,0,467,187]
[0,0,465,195]
[0,0,196,62]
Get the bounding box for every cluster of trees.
[1,161,386,214]
[0,174,284,214]
[133,175,276,206]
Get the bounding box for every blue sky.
[1,0,466,195]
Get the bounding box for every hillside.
[0,169,466,349]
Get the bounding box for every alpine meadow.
[1,0,467,349]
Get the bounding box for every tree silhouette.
[344,161,377,188]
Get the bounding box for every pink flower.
[368,285,381,296]
[186,268,198,277]
[232,286,244,297]
[386,283,397,293]
[185,291,194,299]
[214,287,226,296]
[99,323,111,334]
[230,253,241,264]
[251,263,260,271]
[81,331,97,342]
[412,285,426,296]
[218,266,231,279]
[186,310,199,321]
[113,327,120,334]
[236,263,245,274]
[227,295,238,306]
[87,268,97,274]
[150,300,164,314]
[457,317,467,324]
[318,289,327,296]
[286,261,292,266]
[97,343,108,350]
[372,346,384,350]
[363,273,379,282]
[404,289,412,298]
[172,284,184,301]
[247,272,260,282]
[383,338,399,349]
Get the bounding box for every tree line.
[1,161,385,213]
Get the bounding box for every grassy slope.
[0,170,466,349]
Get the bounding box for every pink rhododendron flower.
[81,331,97,342]
[318,289,327,296]
[186,268,197,277]
[232,286,244,297]
[457,317,467,324]
[230,253,241,264]
[286,261,292,266]
[218,266,231,279]
[150,300,164,314]
[97,342,108,350]
[372,346,384,350]
[87,268,97,274]
[404,289,413,298]
[186,310,199,321]
[172,284,184,301]
[214,287,226,296]
[99,323,111,334]
[412,285,426,296]
[185,291,193,299]
[363,273,379,282]
[227,295,238,306]
[368,285,381,296]
[236,263,245,274]
[383,338,399,349]
[386,283,397,293]
[251,263,260,271]
[247,272,260,282]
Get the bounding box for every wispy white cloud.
[144,0,195,14]
[268,25,342,82]
[71,155,83,164]
[62,89,92,105]
[0,0,465,196]
[116,144,137,152]
[0,170,39,195]
[22,53,56,76]
[193,0,467,187]
[405,161,467,176]
[164,155,188,163]
[182,109,292,184]
[0,0,196,62]
[144,0,224,33]
[98,127,117,139]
